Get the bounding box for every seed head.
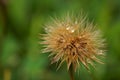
[40,13,105,72]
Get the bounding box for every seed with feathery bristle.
[40,13,105,72]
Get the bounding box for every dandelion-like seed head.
[41,13,105,72]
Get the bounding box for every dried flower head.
[40,13,105,72]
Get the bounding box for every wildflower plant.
[40,12,105,80]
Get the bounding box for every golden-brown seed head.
[40,13,105,72]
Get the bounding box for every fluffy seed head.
[40,13,105,72]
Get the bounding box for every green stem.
[69,64,75,80]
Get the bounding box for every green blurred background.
[0,0,120,80]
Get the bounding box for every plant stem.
[69,64,75,80]
[4,68,11,80]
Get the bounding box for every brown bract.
[40,13,105,72]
